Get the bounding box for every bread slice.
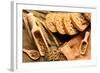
[83,13,91,21]
[45,13,57,32]
[54,13,66,34]
[71,13,89,31]
[63,13,78,35]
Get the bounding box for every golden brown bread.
[63,13,78,35]
[83,13,91,21]
[28,12,90,35]
[71,13,89,31]
[54,13,66,34]
[45,13,78,35]
[45,13,57,32]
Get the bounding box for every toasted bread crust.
[45,13,57,32]
[54,13,66,34]
[71,13,89,31]
[46,13,89,34]
[63,13,78,35]
[83,13,91,21]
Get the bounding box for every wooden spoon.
[27,13,49,56]
[23,48,40,60]
[80,31,90,55]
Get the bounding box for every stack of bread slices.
[45,13,91,35]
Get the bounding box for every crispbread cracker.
[71,13,89,31]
